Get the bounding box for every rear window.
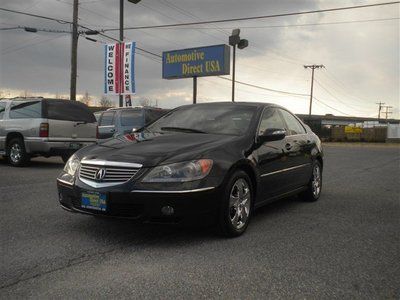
[145,109,168,124]
[45,100,96,123]
[9,101,42,119]
[120,110,143,127]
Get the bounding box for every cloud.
[0,0,398,118]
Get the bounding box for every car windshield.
[146,104,257,136]
[120,109,144,127]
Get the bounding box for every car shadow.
[65,195,304,247]
[0,156,64,169]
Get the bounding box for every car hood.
[80,132,240,167]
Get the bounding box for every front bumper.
[57,179,221,226]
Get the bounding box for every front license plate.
[81,191,107,211]
[69,143,82,150]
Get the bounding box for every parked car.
[0,97,97,166]
[97,107,169,139]
[57,102,323,237]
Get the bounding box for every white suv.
[0,97,97,166]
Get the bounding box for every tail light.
[39,123,49,138]
[96,125,99,139]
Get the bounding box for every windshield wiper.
[161,127,207,134]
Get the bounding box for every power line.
[0,25,71,33]
[99,2,400,31]
[0,4,388,116]
[155,17,399,30]
[313,78,371,114]
[321,69,375,105]
[1,34,68,55]
[217,76,309,97]
[313,97,352,116]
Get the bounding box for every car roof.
[106,106,165,111]
[177,101,282,109]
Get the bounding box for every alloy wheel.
[312,164,321,198]
[10,143,22,163]
[229,178,251,230]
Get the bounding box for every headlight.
[142,159,213,183]
[63,154,80,176]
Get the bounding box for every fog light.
[161,206,174,216]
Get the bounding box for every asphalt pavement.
[1,144,399,299]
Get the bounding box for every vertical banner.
[104,42,136,95]
[104,44,116,94]
[122,42,136,94]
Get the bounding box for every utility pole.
[193,77,197,104]
[376,101,385,122]
[119,0,124,107]
[382,105,393,121]
[304,64,324,117]
[231,44,236,102]
[70,0,79,101]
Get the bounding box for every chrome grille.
[79,160,141,186]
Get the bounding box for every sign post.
[162,44,230,104]
[104,42,136,100]
[193,77,197,104]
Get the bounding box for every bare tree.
[80,91,91,105]
[20,90,30,98]
[99,95,112,108]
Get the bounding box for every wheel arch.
[224,160,259,204]
[5,132,25,154]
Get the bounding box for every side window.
[0,102,6,119]
[120,110,143,127]
[99,111,115,126]
[258,108,286,136]
[46,100,96,123]
[9,101,42,119]
[279,109,306,135]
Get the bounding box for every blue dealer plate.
[81,191,107,211]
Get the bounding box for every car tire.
[217,170,253,237]
[7,137,30,167]
[299,160,322,202]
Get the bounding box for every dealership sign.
[162,44,230,79]
[104,42,136,94]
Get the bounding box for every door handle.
[285,143,292,150]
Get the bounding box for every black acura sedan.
[57,102,323,237]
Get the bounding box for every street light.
[119,0,141,107]
[229,29,248,102]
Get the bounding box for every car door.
[98,111,116,139]
[255,107,291,200]
[277,108,313,189]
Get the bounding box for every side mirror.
[258,128,286,143]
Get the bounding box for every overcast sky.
[0,0,399,118]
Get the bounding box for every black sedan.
[57,102,323,237]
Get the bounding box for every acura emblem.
[95,168,106,180]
